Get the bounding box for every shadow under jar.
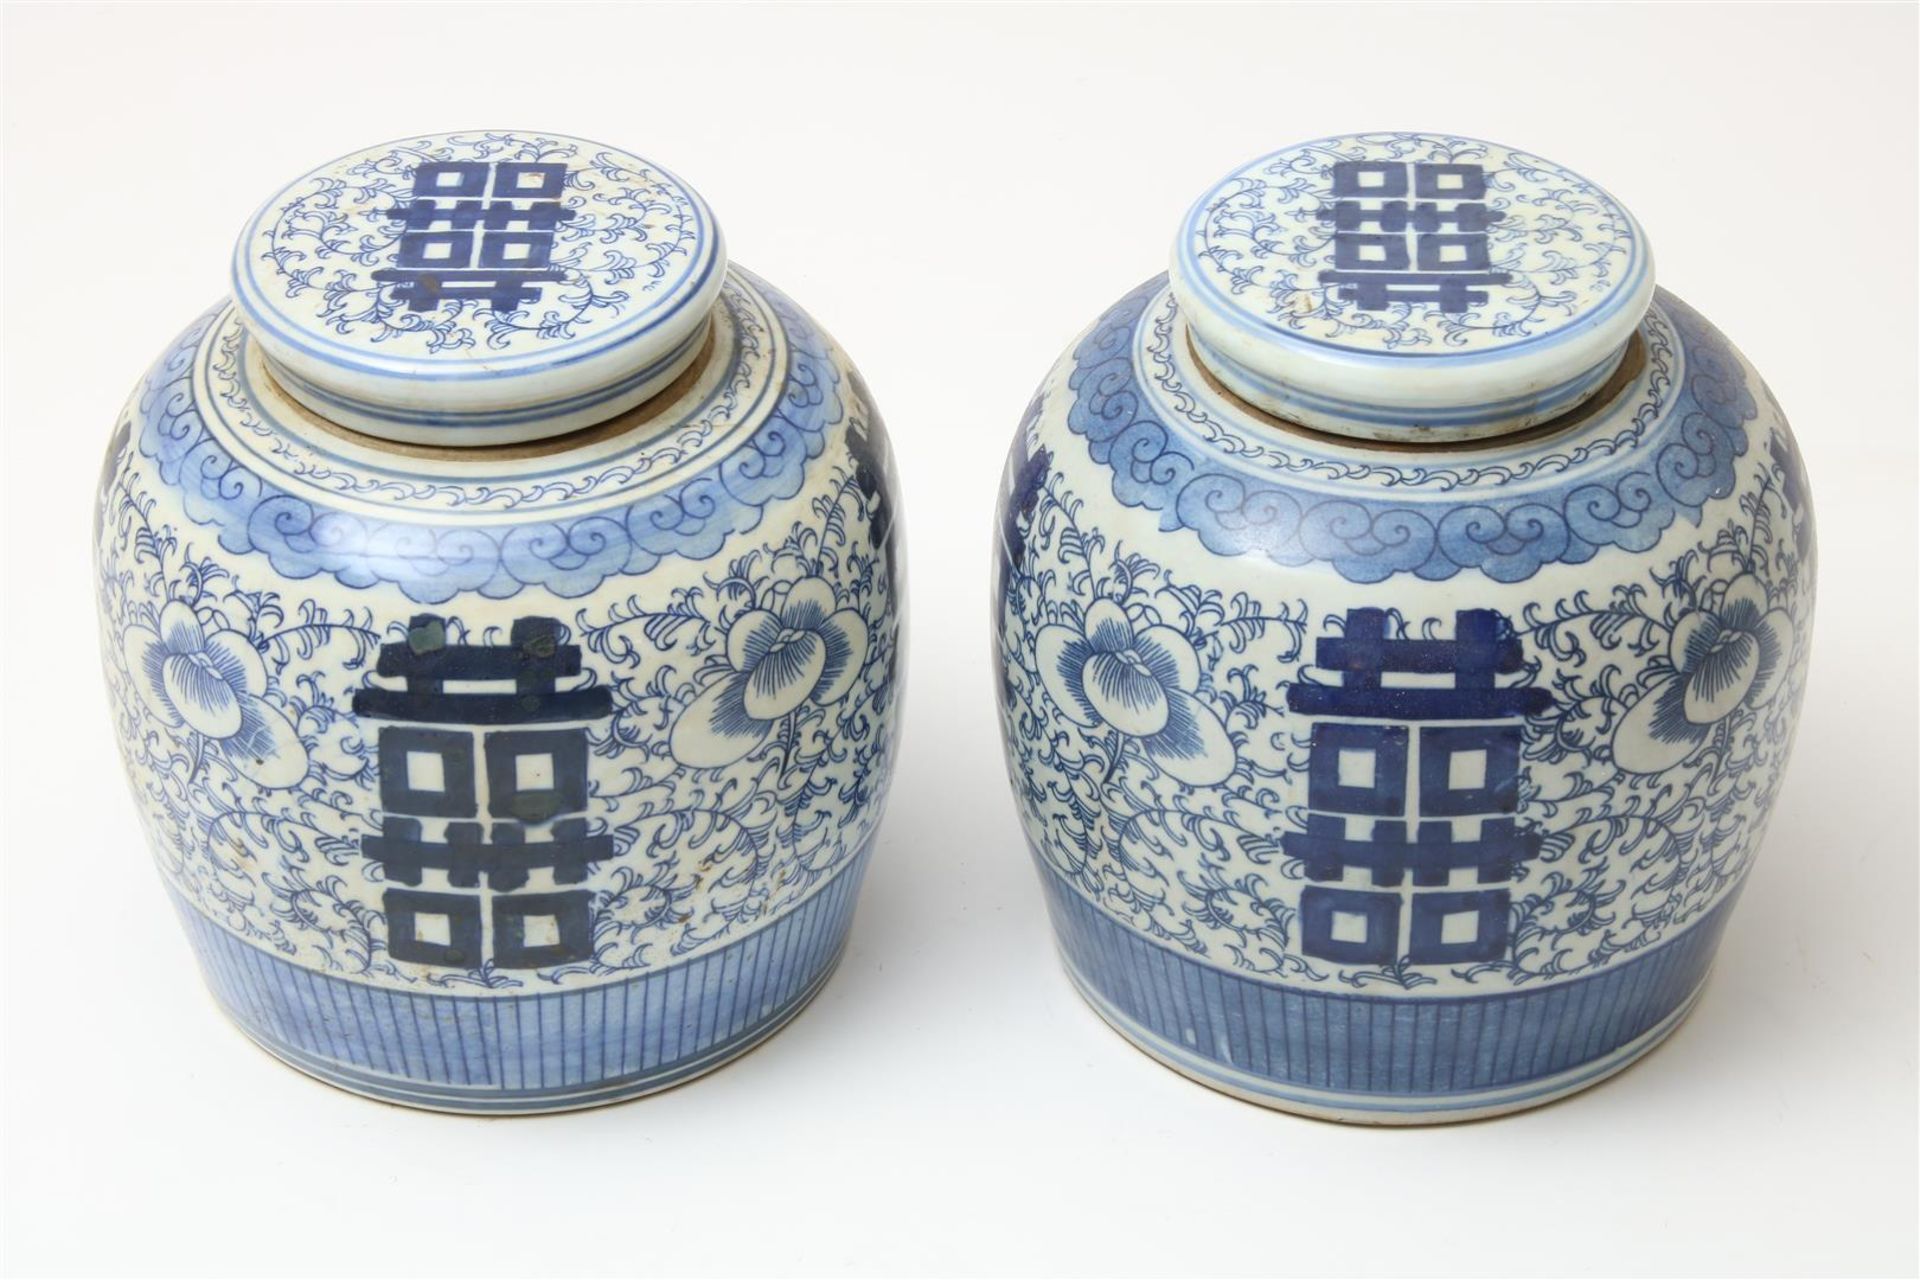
[96,131,904,1113]
[992,132,1814,1123]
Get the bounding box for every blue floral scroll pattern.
[98,425,900,991]
[1064,278,1756,584]
[134,275,848,605]
[996,395,1814,991]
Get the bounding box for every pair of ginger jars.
[96,130,1816,1122]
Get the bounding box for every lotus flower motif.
[122,601,308,788]
[1036,599,1235,787]
[1613,573,1790,774]
[671,576,869,768]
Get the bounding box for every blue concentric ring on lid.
[1170,132,1655,441]
[231,130,727,446]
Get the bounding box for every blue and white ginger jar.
[993,132,1815,1122]
[95,131,904,1112]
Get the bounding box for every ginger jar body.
[95,132,903,1112]
[993,133,1814,1122]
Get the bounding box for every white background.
[3,4,1916,1277]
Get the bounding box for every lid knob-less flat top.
[232,131,726,446]
[1169,132,1654,441]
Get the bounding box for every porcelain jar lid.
[1169,131,1654,441]
[231,130,726,446]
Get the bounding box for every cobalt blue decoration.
[994,132,1816,1122]
[97,131,903,1113]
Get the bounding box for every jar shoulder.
[1004,275,1811,595]
[96,266,900,609]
